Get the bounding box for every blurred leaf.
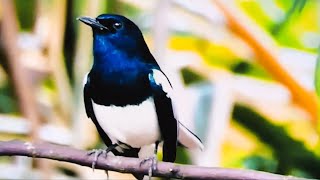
[273,0,318,51]
[238,0,317,51]
[290,168,313,179]
[14,0,36,31]
[175,146,192,165]
[315,47,320,98]
[296,0,308,12]
[181,67,207,85]
[170,36,272,80]
[106,0,139,16]
[0,82,18,114]
[231,60,272,80]
[106,0,121,13]
[57,167,78,177]
[237,0,274,31]
[243,155,278,173]
[232,104,320,178]
[272,0,307,35]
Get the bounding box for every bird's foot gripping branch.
[0,140,307,180]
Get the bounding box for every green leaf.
[271,0,308,35]
[232,104,320,177]
[295,0,308,12]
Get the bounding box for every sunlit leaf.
[237,0,274,30]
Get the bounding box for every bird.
[78,14,203,179]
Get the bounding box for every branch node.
[24,141,36,156]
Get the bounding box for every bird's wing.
[83,73,114,147]
[84,74,141,154]
[148,69,177,162]
[178,121,204,150]
[148,70,204,154]
[84,73,144,180]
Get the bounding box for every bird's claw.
[87,144,118,172]
[87,149,107,171]
[140,155,157,180]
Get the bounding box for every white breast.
[91,98,161,148]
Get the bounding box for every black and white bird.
[78,14,203,179]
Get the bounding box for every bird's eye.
[113,22,122,29]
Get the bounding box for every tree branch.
[0,140,307,180]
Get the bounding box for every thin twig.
[0,140,308,180]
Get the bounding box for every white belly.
[91,98,161,148]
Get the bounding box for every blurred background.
[0,0,320,179]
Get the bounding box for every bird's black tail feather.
[132,173,144,180]
[113,145,144,180]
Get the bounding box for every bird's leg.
[105,170,109,180]
[140,142,159,180]
[104,143,119,156]
[87,149,105,171]
[87,144,118,171]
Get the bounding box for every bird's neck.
[93,34,153,62]
[92,43,121,71]
[93,36,114,58]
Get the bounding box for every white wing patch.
[149,69,172,98]
[83,73,89,86]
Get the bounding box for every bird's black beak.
[77,16,109,31]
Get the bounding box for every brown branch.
[0,140,307,180]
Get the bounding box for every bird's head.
[78,14,150,57]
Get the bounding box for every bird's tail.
[132,173,144,180]
[178,122,204,150]
[111,147,145,180]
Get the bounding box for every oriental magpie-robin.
[78,14,203,179]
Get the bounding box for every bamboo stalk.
[0,0,40,141]
[72,0,102,148]
[47,0,73,123]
